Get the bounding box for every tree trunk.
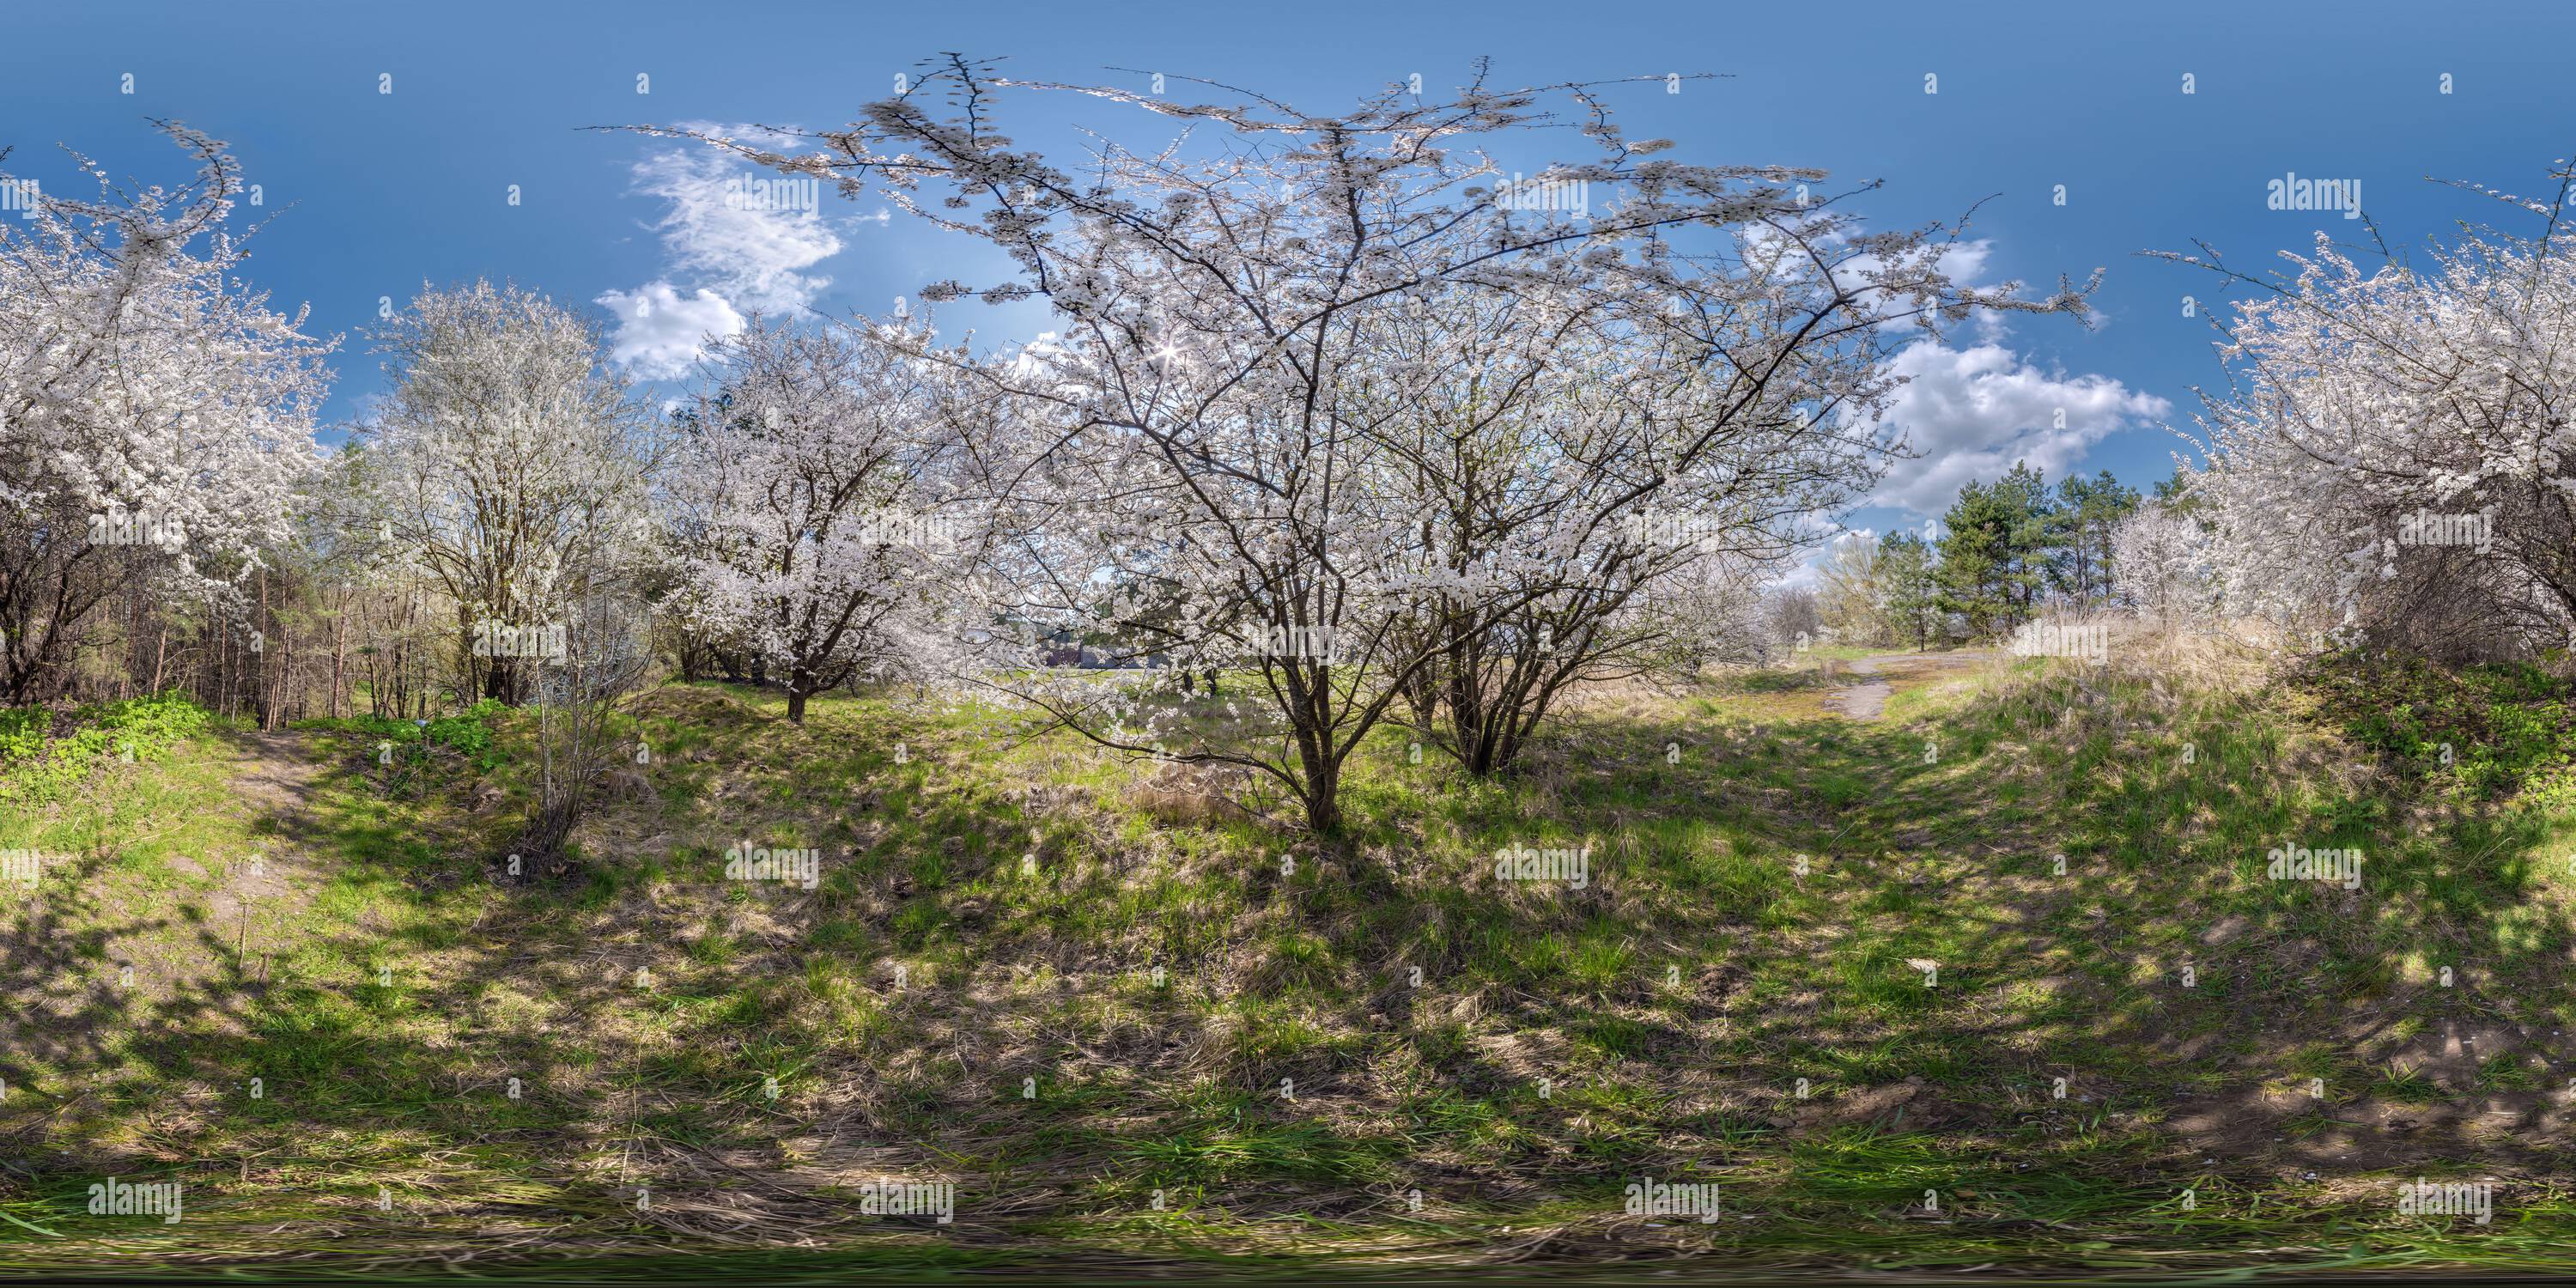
[258,569,270,729]
[1302,775,1342,835]
[330,612,346,720]
[273,618,291,730]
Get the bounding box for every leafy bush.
[295,698,512,772]
[0,691,214,805]
[0,708,47,766]
[2312,653,2576,801]
[428,699,509,758]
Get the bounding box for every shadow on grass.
[6,663,2574,1272]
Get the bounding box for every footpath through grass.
[3,644,2573,1277]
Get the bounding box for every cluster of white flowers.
[639,62,2086,823]
[2152,186,2576,657]
[663,316,982,719]
[0,125,331,702]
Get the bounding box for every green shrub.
[0,707,47,766]
[294,696,512,773]
[2312,653,2576,802]
[0,690,214,805]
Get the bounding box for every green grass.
[4,649,2575,1276]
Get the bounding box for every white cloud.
[601,122,848,375]
[595,282,744,380]
[1766,561,1822,593]
[1770,527,1880,592]
[1862,341,2170,515]
[628,137,842,313]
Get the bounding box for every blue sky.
[6,0,2572,562]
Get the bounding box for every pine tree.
[1875,532,1941,651]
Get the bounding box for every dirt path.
[230,730,327,816]
[1824,650,2000,721]
[1823,655,1892,720]
[3,729,338,1063]
[203,730,332,951]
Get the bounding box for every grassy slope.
[3,646,2574,1277]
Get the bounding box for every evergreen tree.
[1875,532,1941,651]
[2050,470,2141,604]
[1935,462,2061,637]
